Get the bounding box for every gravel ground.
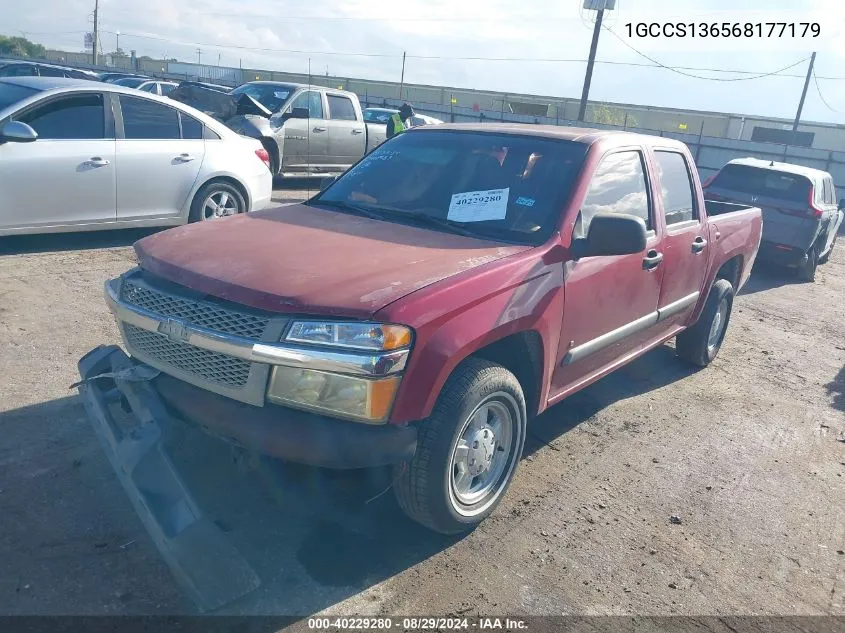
[0,195,843,617]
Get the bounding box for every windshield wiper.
[391,212,482,238]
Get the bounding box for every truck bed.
[704,199,757,217]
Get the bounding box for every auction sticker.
[448,188,509,223]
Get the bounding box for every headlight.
[285,321,412,351]
[267,366,400,423]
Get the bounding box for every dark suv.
[0,62,101,81]
[704,158,843,281]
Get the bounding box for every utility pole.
[578,8,604,121]
[196,48,202,64]
[399,51,406,100]
[92,0,99,65]
[792,52,816,132]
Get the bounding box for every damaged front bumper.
[77,345,260,612]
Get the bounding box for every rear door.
[0,91,116,230]
[114,94,205,221]
[652,148,709,329]
[326,93,366,169]
[279,89,329,174]
[551,148,665,397]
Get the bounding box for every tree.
[592,104,638,128]
[0,35,46,58]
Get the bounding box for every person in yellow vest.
[386,103,415,139]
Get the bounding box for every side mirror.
[320,176,337,192]
[286,107,310,120]
[572,213,647,259]
[0,120,38,144]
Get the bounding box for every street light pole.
[116,30,120,56]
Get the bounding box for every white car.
[0,77,273,237]
[111,76,180,97]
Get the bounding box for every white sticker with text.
[448,188,509,223]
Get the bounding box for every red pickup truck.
[79,125,762,543]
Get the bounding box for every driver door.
[550,149,665,399]
[0,92,116,231]
[279,90,329,175]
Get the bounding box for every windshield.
[709,164,812,202]
[230,83,296,112]
[364,109,396,123]
[0,82,38,110]
[312,130,586,243]
[113,77,147,88]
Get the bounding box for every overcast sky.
[3,0,845,123]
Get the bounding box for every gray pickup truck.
[170,81,387,178]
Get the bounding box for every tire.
[819,233,836,264]
[676,279,734,368]
[262,139,280,176]
[393,358,527,534]
[797,244,818,282]
[188,181,247,223]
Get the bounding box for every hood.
[134,204,531,318]
[169,84,271,121]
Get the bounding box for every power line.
[812,68,839,113]
[601,25,810,82]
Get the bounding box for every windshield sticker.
[273,91,290,99]
[515,196,536,207]
[448,188,509,223]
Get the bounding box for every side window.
[654,151,697,225]
[577,151,651,237]
[327,95,357,121]
[160,83,176,97]
[38,66,65,77]
[823,178,834,204]
[120,95,180,139]
[139,83,158,93]
[4,65,37,77]
[17,94,105,140]
[180,112,203,140]
[289,91,324,118]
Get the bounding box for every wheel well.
[470,331,544,418]
[715,255,742,291]
[261,137,279,175]
[195,176,250,211]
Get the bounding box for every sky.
[3,0,845,123]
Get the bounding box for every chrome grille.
[121,280,269,339]
[123,323,252,389]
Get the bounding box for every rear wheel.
[797,244,818,282]
[393,358,527,534]
[676,279,734,367]
[188,181,246,223]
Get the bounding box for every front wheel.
[393,358,527,534]
[188,181,246,223]
[676,279,734,367]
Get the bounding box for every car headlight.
[285,321,412,351]
[267,367,400,423]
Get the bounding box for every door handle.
[351,129,364,135]
[642,250,664,270]
[175,153,195,162]
[691,236,708,253]
[86,157,110,167]
[313,127,327,133]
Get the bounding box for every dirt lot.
[0,192,843,617]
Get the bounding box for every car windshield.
[709,164,812,202]
[364,109,396,123]
[230,83,297,112]
[0,82,39,110]
[113,77,147,88]
[311,130,587,244]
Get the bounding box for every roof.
[727,157,831,179]
[408,122,680,146]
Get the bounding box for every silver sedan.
[0,77,273,236]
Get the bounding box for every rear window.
[709,164,812,202]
